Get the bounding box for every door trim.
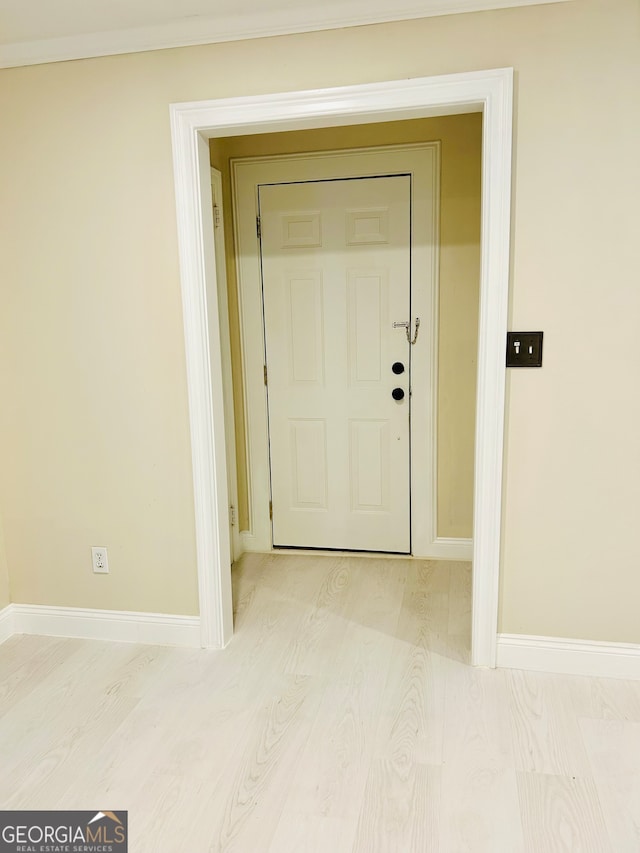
[210,167,242,562]
[169,68,513,666]
[231,145,440,557]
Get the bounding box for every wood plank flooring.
[1,552,639,852]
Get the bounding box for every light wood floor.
[1,553,639,852]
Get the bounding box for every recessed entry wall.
[210,113,482,541]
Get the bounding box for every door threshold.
[271,546,412,559]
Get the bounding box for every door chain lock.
[392,318,420,345]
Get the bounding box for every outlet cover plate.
[91,546,109,574]
[506,331,543,367]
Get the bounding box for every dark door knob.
[392,362,405,375]
[392,387,405,401]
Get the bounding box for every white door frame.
[210,167,242,563]
[169,68,513,667]
[231,144,441,558]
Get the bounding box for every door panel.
[260,175,411,552]
[349,419,390,512]
[286,271,324,384]
[289,419,328,509]
[348,270,387,384]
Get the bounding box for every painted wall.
[210,115,481,539]
[0,0,638,641]
[0,60,200,615]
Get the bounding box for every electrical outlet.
[91,546,109,574]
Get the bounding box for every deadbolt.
[392,362,405,375]
[392,387,405,401]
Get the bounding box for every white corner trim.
[0,1,570,69]
[497,634,640,681]
[171,113,234,651]
[470,68,512,668]
[171,68,513,669]
[0,605,14,645]
[10,605,201,648]
[426,538,473,560]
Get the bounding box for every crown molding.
[0,0,570,69]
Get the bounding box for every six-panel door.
[260,175,411,552]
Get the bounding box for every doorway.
[169,68,514,666]
[228,139,442,560]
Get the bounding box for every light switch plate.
[506,331,543,367]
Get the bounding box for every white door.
[260,175,412,553]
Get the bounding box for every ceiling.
[0,0,569,68]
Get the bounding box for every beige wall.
[211,115,481,538]
[0,58,200,615]
[0,0,639,641]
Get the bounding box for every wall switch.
[91,546,109,574]
[506,331,543,367]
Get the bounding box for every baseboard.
[10,604,201,648]
[0,605,14,645]
[240,531,270,553]
[417,537,473,561]
[497,633,640,681]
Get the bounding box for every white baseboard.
[0,605,14,645]
[497,633,640,681]
[9,604,201,648]
[418,537,473,560]
[240,531,267,552]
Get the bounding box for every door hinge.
[213,204,221,229]
[256,215,261,239]
[269,500,273,520]
[230,505,237,526]
[263,364,268,386]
